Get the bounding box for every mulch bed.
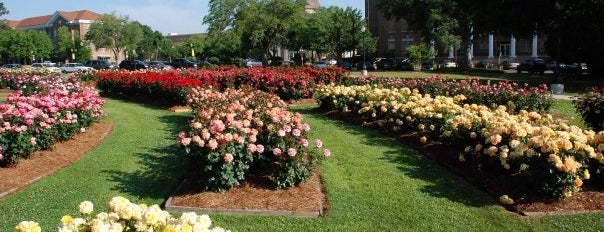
[0,120,114,198]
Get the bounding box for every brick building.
[4,10,119,62]
[365,0,548,65]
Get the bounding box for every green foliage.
[85,13,143,62]
[407,43,435,65]
[0,29,53,63]
[573,91,604,131]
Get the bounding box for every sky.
[1,0,365,35]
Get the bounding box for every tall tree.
[85,13,143,62]
[54,26,72,61]
[0,2,8,18]
[28,30,53,62]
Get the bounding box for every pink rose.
[277,130,286,137]
[273,148,282,156]
[323,149,331,157]
[315,140,323,148]
[208,139,218,150]
[247,144,257,153]
[287,148,297,157]
[256,144,265,153]
[292,129,301,137]
[224,153,234,163]
[301,138,308,147]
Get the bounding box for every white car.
[31,62,61,73]
[60,63,94,73]
[243,59,263,67]
[444,61,458,68]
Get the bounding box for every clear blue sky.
[1,0,364,35]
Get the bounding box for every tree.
[28,30,53,62]
[85,13,143,62]
[407,43,435,66]
[0,2,8,18]
[54,26,72,61]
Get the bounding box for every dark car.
[517,59,546,74]
[337,60,352,70]
[420,62,434,71]
[356,61,375,71]
[119,60,148,71]
[85,60,115,70]
[395,59,414,71]
[375,58,396,70]
[147,61,173,69]
[1,63,22,69]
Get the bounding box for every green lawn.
[1,99,603,231]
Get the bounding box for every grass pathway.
[0,100,603,231]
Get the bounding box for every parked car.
[558,63,588,75]
[502,61,520,70]
[420,62,434,71]
[168,58,197,69]
[85,60,115,70]
[374,58,396,70]
[444,61,458,68]
[1,63,22,69]
[314,61,328,68]
[242,59,263,67]
[119,60,148,71]
[337,60,352,70]
[60,63,94,73]
[395,59,414,71]
[517,58,546,74]
[32,62,61,73]
[147,61,173,70]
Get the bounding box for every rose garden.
[1,67,604,231]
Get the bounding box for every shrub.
[178,88,329,191]
[574,91,604,131]
[16,196,229,232]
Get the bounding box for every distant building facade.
[365,0,548,64]
[4,10,120,62]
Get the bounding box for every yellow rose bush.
[315,84,604,200]
[16,196,229,232]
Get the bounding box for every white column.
[448,46,455,59]
[488,34,494,58]
[430,39,435,58]
[532,33,538,58]
[510,35,516,58]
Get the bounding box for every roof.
[305,0,320,10]
[57,10,101,21]
[6,10,101,29]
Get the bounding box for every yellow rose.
[499,195,514,205]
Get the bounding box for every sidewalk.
[551,94,575,100]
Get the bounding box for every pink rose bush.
[178,87,329,191]
[315,84,604,200]
[0,72,105,166]
[16,196,229,232]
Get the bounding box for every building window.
[518,39,531,52]
[499,42,510,56]
[387,33,396,51]
[401,38,414,53]
[478,37,488,51]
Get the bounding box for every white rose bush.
[314,83,604,201]
[16,196,229,232]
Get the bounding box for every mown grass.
[0,99,603,231]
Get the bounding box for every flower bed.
[177,87,330,192]
[16,196,229,232]
[95,67,349,104]
[314,84,604,201]
[350,75,553,112]
[0,72,105,166]
[574,88,604,131]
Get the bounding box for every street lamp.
[361,25,367,76]
[70,47,76,61]
[555,1,563,82]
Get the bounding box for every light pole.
[361,25,367,76]
[555,1,563,82]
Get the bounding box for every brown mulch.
[0,121,114,198]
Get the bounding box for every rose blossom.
[277,130,286,137]
[256,144,265,153]
[287,148,297,157]
[301,138,308,147]
[224,153,234,163]
[247,144,257,152]
[208,139,218,150]
[292,129,301,137]
[273,148,282,156]
[323,148,331,157]
[79,201,94,215]
[315,140,323,148]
